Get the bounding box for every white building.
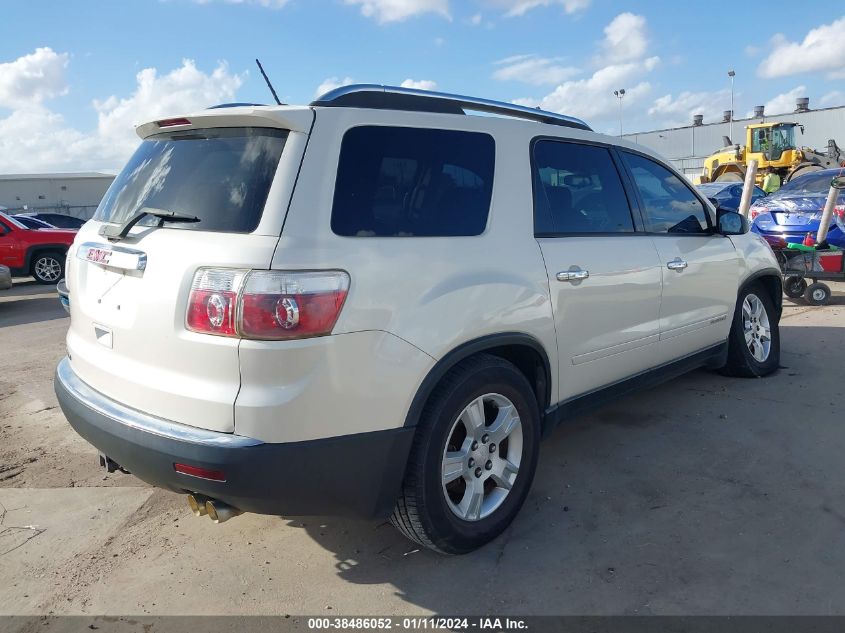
[622,98,845,179]
[0,172,115,219]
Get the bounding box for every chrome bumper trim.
[56,357,262,448]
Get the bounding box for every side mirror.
[717,210,748,235]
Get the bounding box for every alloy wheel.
[34,257,62,282]
[441,393,523,522]
[742,293,771,363]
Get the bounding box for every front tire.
[720,283,780,377]
[31,251,64,284]
[391,355,541,555]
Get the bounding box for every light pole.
[728,70,735,143]
[614,88,626,136]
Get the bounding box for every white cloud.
[493,54,580,86]
[648,89,730,128]
[758,17,845,78]
[763,86,806,115]
[517,57,659,122]
[313,76,355,99]
[0,47,69,109]
[0,53,243,173]
[487,0,590,17]
[469,13,482,25]
[193,0,290,6]
[820,90,845,108]
[342,0,450,23]
[506,12,657,130]
[400,79,438,90]
[598,12,648,64]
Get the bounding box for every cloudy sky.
[1,0,844,173]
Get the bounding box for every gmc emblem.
[86,248,111,264]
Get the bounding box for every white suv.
[55,85,782,554]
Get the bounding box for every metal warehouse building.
[622,98,845,179]
[0,172,115,219]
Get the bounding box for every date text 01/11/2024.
[306,617,528,630]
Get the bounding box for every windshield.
[94,127,288,233]
[771,125,795,152]
[777,172,839,195]
[0,211,26,230]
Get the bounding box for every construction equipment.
[699,122,843,185]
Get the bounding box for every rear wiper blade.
[101,207,200,241]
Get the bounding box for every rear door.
[620,152,739,364]
[66,123,303,432]
[533,139,662,401]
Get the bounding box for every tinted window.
[624,153,709,234]
[331,126,494,237]
[15,216,52,229]
[38,214,85,229]
[94,127,287,233]
[778,171,836,194]
[533,141,634,234]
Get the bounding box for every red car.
[0,211,76,284]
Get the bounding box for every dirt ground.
[1,278,844,616]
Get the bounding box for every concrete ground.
[1,278,844,616]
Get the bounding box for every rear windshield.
[331,126,495,237]
[94,127,288,233]
[778,172,837,195]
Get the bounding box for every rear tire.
[787,164,822,182]
[390,354,541,555]
[31,251,64,284]
[783,276,807,299]
[804,282,831,306]
[720,283,780,377]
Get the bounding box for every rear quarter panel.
[260,108,558,438]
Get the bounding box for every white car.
[55,85,782,554]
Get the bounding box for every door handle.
[667,258,688,271]
[557,267,590,282]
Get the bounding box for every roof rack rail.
[208,102,267,109]
[310,84,592,131]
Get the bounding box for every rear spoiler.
[135,106,314,139]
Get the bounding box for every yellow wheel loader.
[699,122,843,185]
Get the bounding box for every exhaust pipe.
[205,499,243,524]
[187,493,210,516]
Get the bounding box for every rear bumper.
[55,356,414,518]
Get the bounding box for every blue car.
[696,181,766,213]
[750,168,845,248]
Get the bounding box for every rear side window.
[94,127,288,233]
[623,152,710,234]
[331,126,495,237]
[533,140,634,234]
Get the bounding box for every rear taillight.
[240,270,349,340]
[185,268,349,340]
[186,268,248,337]
[750,207,761,220]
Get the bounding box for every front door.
[532,140,663,402]
[620,152,739,364]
